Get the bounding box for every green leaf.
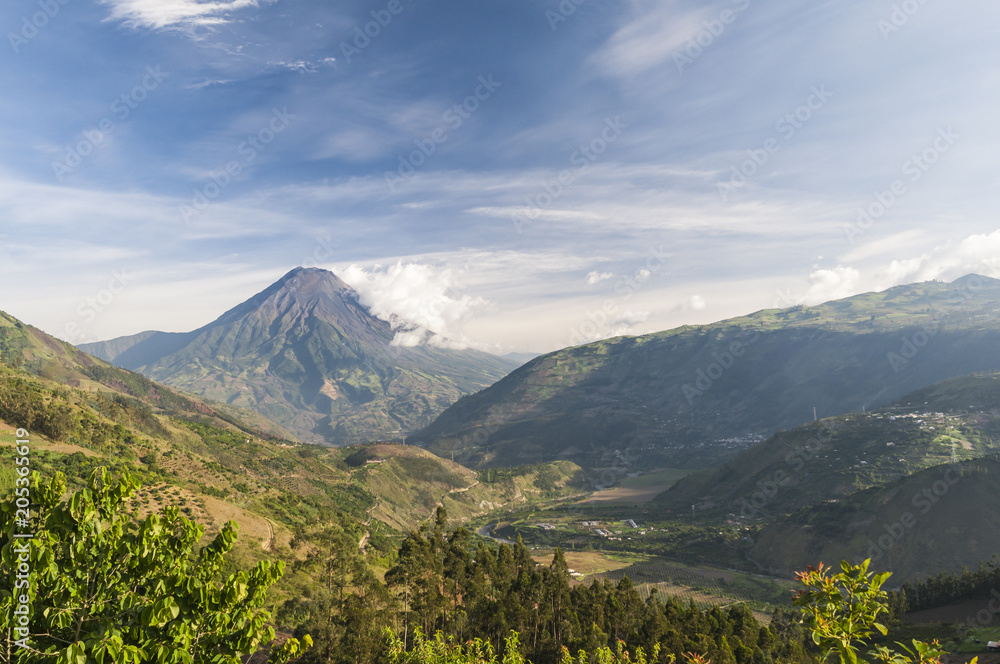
[57,642,87,664]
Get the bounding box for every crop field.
[583,469,691,504]
[531,550,652,577]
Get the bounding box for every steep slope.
[0,306,582,551]
[663,372,1000,518]
[81,267,516,445]
[0,308,288,438]
[411,275,1000,469]
[748,455,1000,583]
[333,443,585,531]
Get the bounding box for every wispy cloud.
[590,1,715,78]
[467,206,604,223]
[267,58,337,74]
[585,271,614,286]
[99,0,271,30]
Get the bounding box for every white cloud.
[872,231,1000,287]
[586,271,614,285]
[590,2,715,77]
[315,128,392,162]
[672,294,707,312]
[386,328,468,350]
[839,230,927,263]
[687,295,707,311]
[569,309,653,345]
[99,0,269,29]
[612,310,650,326]
[268,58,337,74]
[467,206,604,223]
[800,266,862,305]
[791,230,1000,308]
[338,262,488,349]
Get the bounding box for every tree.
[386,628,526,664]
[283,523,396,664]
[1,468,310,663]
[793,559,968,664]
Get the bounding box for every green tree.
[283,523,396,664]
[387,628,526,664]
[0,468,310,663]
[793,559,964,664]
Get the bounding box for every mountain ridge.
[410,274,1000,469]
[81,267,517,446]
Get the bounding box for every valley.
[6,273,1000,662]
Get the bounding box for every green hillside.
[749,455,1000,583]
[412,275,1000,470]
[81,267,516,446]
[662,383,1000,519]
[0,308,580,573]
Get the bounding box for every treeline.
[82,363,199,412]
[0,371,76,440]
[0,369,159,453]
[279,508,817,664]
[890,556,1000,613]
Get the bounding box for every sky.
[1,0,999,354]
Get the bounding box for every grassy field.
[531,550,653,577]
[582,469,691,504]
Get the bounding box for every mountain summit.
[81,267,516,445]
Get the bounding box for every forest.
[279,506,817,664]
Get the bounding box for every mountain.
[501,351,543,365]
[332,443,585,531]
[80,267,517,445]
[662,371,1000,518]
[651,370,1000,582]
[0,308,288,437]
[409,275,1000,469]
[747,454,1000,583]
[0,307,580,568]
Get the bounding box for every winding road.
[261,517,275,552]
[476,522,515,545]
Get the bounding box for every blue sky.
[1,0,999,353]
